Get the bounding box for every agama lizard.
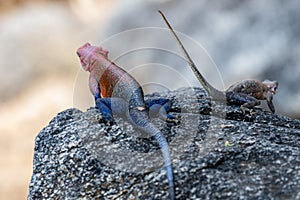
[77,43,175,200]
[159,11,278,113]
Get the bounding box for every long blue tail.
[153,131,175,200]
[136,119,175,200]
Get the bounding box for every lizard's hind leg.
[226,92,260,114]
[240,100,261,115]
[145,98,175,120]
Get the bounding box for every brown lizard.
[159,10,278,113]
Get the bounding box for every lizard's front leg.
[89,75,101,102]
[90,76,126,122]
[266,94,275,113]
[95,98,128,123]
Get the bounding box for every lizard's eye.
[271,86,278,94]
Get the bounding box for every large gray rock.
[28,88,300,199]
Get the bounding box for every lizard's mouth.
[76,49,86,63]
[76,52,89,71]
[79,56,86,66]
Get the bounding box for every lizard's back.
[227,79,268,100]
[98,61,143,101]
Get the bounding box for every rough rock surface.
[28,88,300,199]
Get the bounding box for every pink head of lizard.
[76,42,109,72]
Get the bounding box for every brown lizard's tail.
[158,10,225,100]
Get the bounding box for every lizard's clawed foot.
[240,105,247,115]
[159,112,176,121]
[240,106,256,116]
[100,112,115,125]
[249,109,257,116]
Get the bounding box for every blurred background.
[0,0,299,199]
